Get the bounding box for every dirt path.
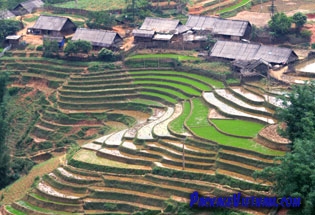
[0,155,63,205]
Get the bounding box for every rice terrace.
[1,0,315,214]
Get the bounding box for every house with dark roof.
[185,15,252,41]
[210,40,298,65]
[29,15,76,36]
[132,17,187,43]
[72,28,123,50]
[12,0,44,16]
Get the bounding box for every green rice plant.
[140,86,189,100]
[133,75,211,91]
[17,201,79,215]
[134,80,200,96]
[140,91,177,104]
[169,101,191,134]
[127,54,199,61]
[211,119,264,137]
[5,205,26,215]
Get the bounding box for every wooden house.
[186,15,252,41]
[12,0,44,16]
[29,15,76,36]
[71,28,123,50]
[0,10,16,19]
[210,40,298,65]
[5,35,22,47]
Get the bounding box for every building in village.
[28,15,76,36]
[71,28,123,50]
[210,40,298,80]
[185,15,252,41]
[0,10,16,19]
[43,35,66,48]
[12,0,44,16]
[132,17,189,48]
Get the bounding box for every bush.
[312,43,315,49]
[36,45,43,51]
[98,48,116,61]
[301,29,312,40]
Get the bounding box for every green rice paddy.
[211,119,265,137]
[169,101,191,134]
[141,92,177,104]
[141,86,189,100]
[127,54,199,61]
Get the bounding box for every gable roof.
[15,0,44,13]
[32,15,71,31]
[132,29,155,38]
[210,40,298,64]
[72,28,122,47]
[140,17,180,34]
[186,15,250,37]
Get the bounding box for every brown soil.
[85,128,98,137]
[208,109,230,119]
[230,11,270,27]
[304,23,315,44]
[259,124,290,144]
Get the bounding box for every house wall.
[61,20,77,35]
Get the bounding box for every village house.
[132,17,188,48]
[185,15,252,41]
[210,40,298,80]
[12,0,44,16]
[0,10,16,19]
[71,28,123,50]
[43,35,66,48]
[28,15,76,36]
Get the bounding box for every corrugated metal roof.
[140,17,180,34]
[132,29,155,38]
[20,0,44,13]
[186,15,250,37]
[32,15,70,31]
[72,28,121,47]
[210,40,298,64]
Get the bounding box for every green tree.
[276,81,315,141]
[292,12,307,32]
[86,11,115,30]
[64,40,92,56]
[98,48,116,61]
[0,74,10,189]
[0,19,22,41]
[254,139,315,214]
[43,40,59,57]
[268,12,291,38]
[125,0,149,21]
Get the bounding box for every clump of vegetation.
[64,40,92,56]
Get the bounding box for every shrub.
[312,43,315,49]
[98,48,116,61]
[301,29,312,40]
[36,45,43,51]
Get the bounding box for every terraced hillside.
[1,55,290,215]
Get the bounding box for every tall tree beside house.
[64,40,92,56]
[86,11,115,30]
[0,19,22,42]
[43,40,59,57]
[0,74,10,189]
[292,12,307,33]
[268,12,291,38]
[124,0,149,21]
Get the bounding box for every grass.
[218,0,251,14]
[129,99,165,107]
[127,54,199,61]
[187,98,285,156]
[140,91,177,104]
[133,75,212,91]
[169,101,191,134]
[54,0,127,10]
[141,86,189,100]
[23,15,39,22]
[134,80,200,96]
[129,70,224,88]
[211,119,265,137]
[5,205,26,215]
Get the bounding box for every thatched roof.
[132,29,155,38]
[32,15,72,31]
[186,15,250,37]
[14,0,44,13]
[210,41,298,64]
[72,28,122,48]
[140,17,180,34]
[0,10,15,19]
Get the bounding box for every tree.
[64,40,92,56]
[276,81,315,141]
[268,12,291,38]
[0,74,10,189]
[124,0,149,21]
[0,19,23,41]
[98,48,116,61]
[254,139,315,214]
[43,40,59,57]
[86,11,115,30]
[292,12,307,32]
